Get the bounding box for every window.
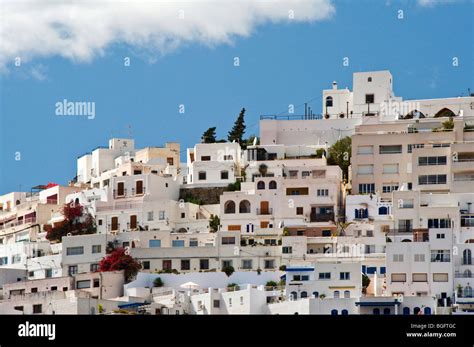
[319,272,331,280]
[189,239,198,247]
[333,290,340,298]
[90,263,100,272]
[198,171,206,180]
[398,219,413,232]
[93,279,100,288]
[51,286,57,291]
[142,261,150,270]
[162,260,172,270]
[357,146,373,155]
[222,237,235,245]
[224,201,236,214]
[269,181,277,189]
[382,184,398,193]
[296,207,303,215]
[172,240,185,247]
[407,144,424,153]
[365,94,374,104]
[368,77,372,82]
[391,273,406,282]
[433,273,449,282]
[344,291,350,299]
[264,260,275,269]
[201,156,211,161]
[379,145,402,154]
[302,275,309,281]
[98,219,103,226]
[181,212,185,219]
[359,183,375,194]
[32,304,42,314]
[76,280,91,289]
[412,273,428,282]
[282,246,292,254]
[300,291,308,298]
[239,200,251,213]
[223,155,233,160]
[399,199,414,209]
[213,300,220,308]
[414,254,425,262]
[418,156,447,166]
[229,298,232,307]
[418,175,447,185]
[317,189,329,196]
[393,254,403,263]
[92,245,101,254]
[68,265,78,276]
[358,165,374,175]
[242,259,253,269]
[431,250,450,263]
[200,259,209,270]
[340,272,350,280]
[158,211,165,220]
[257,181,265,190]
[383,164,399,174]
[428,218,451,229]
[31,287,38,293]
[147,211,154,221]
[66,246,84,256]
[293,275,301,281]
[45,269,53,278]
[222,260,233,268]
[181,259,190,271]
[149,240,161,248]
[220,171,229,180]
[437,233,445,239]
[325,96,333,107]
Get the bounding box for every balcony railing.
[256,208,273,215]
[310,213,334,222]
[455,272,474,278]
[0,217,37,230]
[113,188,127,199]
[131,187,146,196]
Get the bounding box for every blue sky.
[0,0,473,194]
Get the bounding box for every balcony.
[131,187,146,196]
[309,213,334,222]
[256,208,273,215]
[113,188,127,199]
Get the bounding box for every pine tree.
[228,108,246,144]
[201,127,217,143]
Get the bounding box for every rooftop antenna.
[128,124,133,139]
[305,103,308,118]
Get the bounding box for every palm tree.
[337,221,353,236]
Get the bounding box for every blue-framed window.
[149,240,161,248]
[172,240,185,247]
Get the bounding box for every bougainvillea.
[46,202,96,242]
[99,247,142,282]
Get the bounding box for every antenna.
[128,124,133,139]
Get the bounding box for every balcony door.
[130,215,137,230]
[111,217,118,231]
[117,182,125,196]
[136,180,143,195]
[260,201,269,214]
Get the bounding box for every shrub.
[265,281,278,288]
[153,277,164,288]
[222,265,235,277]
[46,202,96,242]
[99,247,142,282]
[279,265,287,271]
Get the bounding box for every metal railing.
[256,208,273,215]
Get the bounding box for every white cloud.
[417,0,457,7]
[0,0,335,71]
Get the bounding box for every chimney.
[332,81,337,90]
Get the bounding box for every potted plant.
[222,265,235,277]
[258,163,268,177]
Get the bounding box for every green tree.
[201,127,217,143]
[327,136,352,180]
[209,215,220,232]
[228,108,246,144]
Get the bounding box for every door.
[135,180,143,195]
[111,217,118,231]
[260,201,269,214]
[117,182,125,196]
[130,215,137,230]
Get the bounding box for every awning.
[286,267,314,272]
[118,302,144,309]
[355,301,401,307]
